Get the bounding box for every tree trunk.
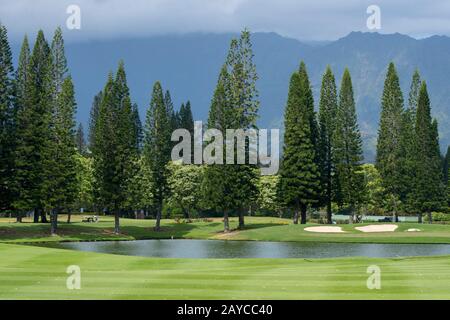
[16,212,22,223]
[293,208,299,224]
[50,209,58,236]
[300,203,307,224]
[326,200,332,224]
[238,208,245,229]
[67,212,72,223]
[223,210,230,232]
[418,213,423,224]
[182,206,189,219]
[114,209,120,234]
[393,201,399,223]
[326,171,333,224]
[33,208,39,223]
[427,212,432,224]
[40,208,48,223]
[154,202,162,231]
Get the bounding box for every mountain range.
[11,31,450,161]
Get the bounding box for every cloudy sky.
[1,0,449,42]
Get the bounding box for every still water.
[41,239,450,259]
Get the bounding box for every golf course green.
[1,216,450,299]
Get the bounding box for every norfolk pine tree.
[88,91,102,149]
[376,63,405,221]
[412,82,446,222]
[202,30,260,231]
[202,65,234,231]
[399,70,422,214]
[443,146,449,186]
[46,28,78,234]
[225,30,260,229]
[48,77,78,234]
[75,123,86,154]
[91,62,137,233]
[131,103,143,152]
[333,69,365,218]
[179,101,194,162]
[318,66,338,224]
[408,69,421,120]
[13,30,53,223]
[278,69,319,224]
[144,81,172,231]
[0,24,15,211]
[9,35,30,221]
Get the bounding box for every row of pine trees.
[1,25,449,234]
[0,25,78,234]
[279,60,448,226]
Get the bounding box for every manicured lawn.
[0,243,449,299]
[1,216,450,244]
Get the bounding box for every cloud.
[1,0,449,42]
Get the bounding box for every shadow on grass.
[0,222,129,242]
[0,218,286,242]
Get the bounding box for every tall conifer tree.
[143,81,172,231]
[91,62,137,233]
[408,69,421,120]
[225,29,259,229]
[398,70,422,214]
[376,63,405,220]
[47,77,78,234]
[443,146,450,186]
[179,101,194,162]
[46,28,78,234]
[76,123,86,154]
[131,103,143,152]
[10,35,30,221]
[334,69,365,217]
[202,30,259,231]
[14,30,53,223]
[318,66,338,224]
[411,82,446,222]
[0,24,14,211]
[202,66,234,231]
[278,68,319,224]
[88,91,102,148]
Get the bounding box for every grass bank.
[1,216,450,244]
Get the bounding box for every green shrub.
[430,212,450,222]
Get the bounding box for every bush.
[335,219,350,225]
[430,212,450,222]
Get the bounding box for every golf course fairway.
[1,242,449,300]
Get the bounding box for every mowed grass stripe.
[1,243,449,299]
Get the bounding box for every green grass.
[1,216,450,244]
[0,242,449,299]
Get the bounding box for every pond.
[40,239,450,259]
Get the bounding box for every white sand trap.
[355,224,398,233]
[304,226,344,233]
[406,228,421,232]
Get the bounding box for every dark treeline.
[1,25,449,234]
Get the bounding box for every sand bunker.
[355,224,398,233]
[304,226,344,233]
[406,228,421,232]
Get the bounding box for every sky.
[1,0,450,43]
